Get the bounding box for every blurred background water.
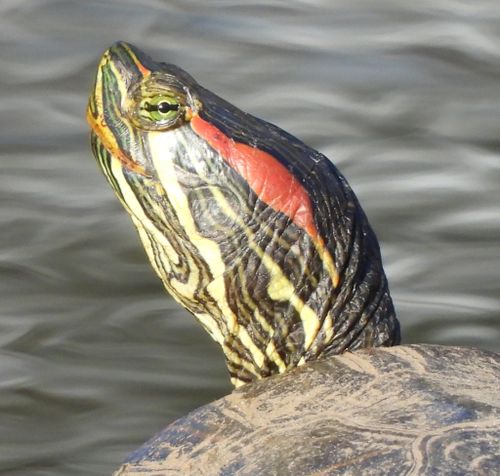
[0,0,499,474]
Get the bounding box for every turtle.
[87,43,500,475]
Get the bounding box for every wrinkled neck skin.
[88,42,400,388]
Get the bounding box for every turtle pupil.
[157,102,178,114]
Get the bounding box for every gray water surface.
[1,1,499,474]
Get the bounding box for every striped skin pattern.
[87,42,400,387]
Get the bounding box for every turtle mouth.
[87,107,150,177]
[86,42,153,178]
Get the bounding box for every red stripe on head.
[191,115,319,240]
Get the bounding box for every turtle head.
[88,43,400,387]
[87,41,201,179]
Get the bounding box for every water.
[1,1,499,474]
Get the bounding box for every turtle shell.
[115,344,500,475]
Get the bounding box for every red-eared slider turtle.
[87,43,500,475]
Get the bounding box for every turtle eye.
[135,94,181,128]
